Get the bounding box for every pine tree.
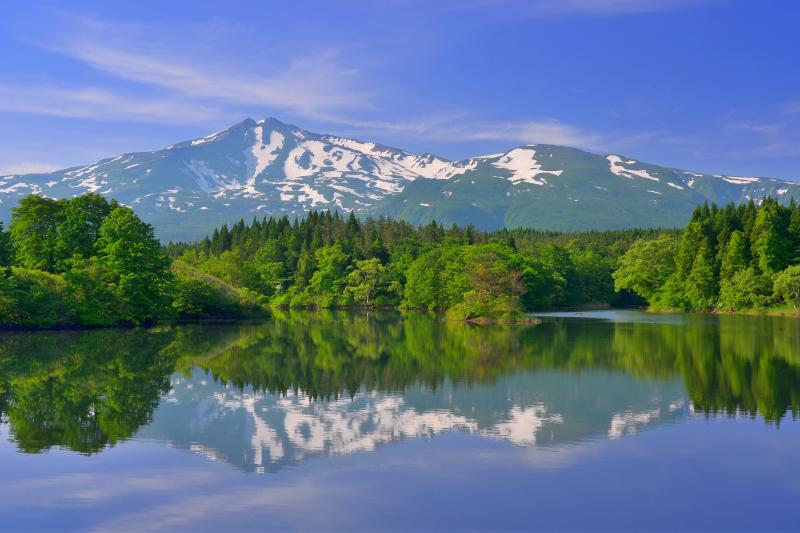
[720,230,749,279]
[0,222,12,267]
[750,199,790,274]
[685,240,718,310]
[788,201,800,262]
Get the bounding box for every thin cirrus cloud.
[0,84,221,124]
[337,116,605,150]
[0,161,64,175]
[48,37,374,118]
[6,19,607,151]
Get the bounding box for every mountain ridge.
[1,117,798,241]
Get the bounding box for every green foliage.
[0,222,12,267]
[613,234,678,303]
[95,207,175,325]
[720,230,749,279]
[158,209,674,320]
[171,260,265,318]
[446,244,525,320]
[0,328,177,453]
[0,267,69,327]
[10,190,797,328]
[2,311,800,457]
[751,199,790,274]
[718,267,772,311]
[403,246,463,310]
[567,244,616,304]
[172,211,689,320]
[615,199,799,314]
[345,258,386,307]
[773,265,800,310]
[9,195,64,271]
[305,244,349,307]
[684,240,718,310]
[55,194,115,269]
[62,260,120,326]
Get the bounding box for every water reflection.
[0,311,798,471]
[138,370,685,472]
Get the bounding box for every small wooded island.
[0,193,799,328]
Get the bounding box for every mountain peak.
[0,116,797,242]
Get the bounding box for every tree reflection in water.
[0,311,798,458]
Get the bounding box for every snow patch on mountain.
[191,130,225,146]
[185,160,244,194]
[247,125,285,182]
[607,155,660,182]
[492,147,563,185]
[721,176,761,185]
[2,116,799,243]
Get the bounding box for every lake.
[1,310,799,531]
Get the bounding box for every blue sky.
[0,0,798,179]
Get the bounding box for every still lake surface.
[1,310,799,531]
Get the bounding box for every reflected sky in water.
[1,311,799,531]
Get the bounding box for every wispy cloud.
[15,17,608,150]
[25,13,372,122]
[0,84,221,124]
[728,105,800,159]
[783,100,800,115]
[319,113,605,150]
[0,161,64,175]
[4,11,636,155]
[51,43,372,118]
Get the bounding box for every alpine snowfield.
[1,117,798,241]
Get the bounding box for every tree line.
[165,208,655,320]
[2,193,799,328]
[0,194,260,328]
[614,198,800,312]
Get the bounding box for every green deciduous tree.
[9,195,64,272]
[305,244,349,307]
[95,207,174,325]
[55,193,115,269]
[773,265,800,310]
[717,267,771,311]
[403,246,466,310]
[62,259,120,326]
[447,244,525,320]
[612,234,679,304]
[345,258,386,308]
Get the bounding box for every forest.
[614,198,800,312]
[0,193,799,328]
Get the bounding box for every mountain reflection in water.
[0,311,798,472]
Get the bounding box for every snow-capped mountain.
[1,117,798,241]
[138,368,688,473]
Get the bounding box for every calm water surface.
[1,311,799,531]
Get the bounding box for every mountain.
[139,367,687,473]
[1,117,798,241]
